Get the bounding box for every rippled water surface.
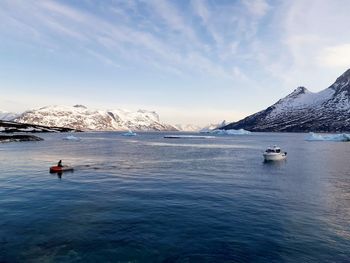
[1,132,349,262]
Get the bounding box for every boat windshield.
[266,148,281,153]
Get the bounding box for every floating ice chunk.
[208,129,251,135]
[63,135,81,141]
[122,131,137,136]
[305,132,350,142]
[164,135,215,139]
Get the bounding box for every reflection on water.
[0,132,349,262]
[144,141,258,149]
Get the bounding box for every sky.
[0,0,350,126]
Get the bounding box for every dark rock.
[0,120,80,133]
[0,134,44,142]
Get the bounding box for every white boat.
[263,146,287,161]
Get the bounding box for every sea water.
[0,132,349,262]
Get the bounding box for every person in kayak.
[57,160,63,167]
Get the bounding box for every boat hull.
[263,153,287,161]
[49,166,74,173]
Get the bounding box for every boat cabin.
[265,146,281,153]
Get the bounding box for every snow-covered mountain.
[223,69,350,132]
[199,120,228,133]
[174,124,202,132]
[14,105,177,131]
[0,110,19,121]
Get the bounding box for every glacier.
[305,132,350,142]
[208,129,251,135]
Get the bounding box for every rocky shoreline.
[0,120,79,133]
[0,120,81,143]
[0,134,44,143]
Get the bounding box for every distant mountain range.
[174,124,202,132]
[174,121,228,132]
[8,67,349,134]
[223,69,350,132]
[0,105,229,132]
[0,110,19,121]
[1,105,177,131]
[199,120,228,133]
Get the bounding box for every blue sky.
[0,0,349,125]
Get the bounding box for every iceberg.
[63,135,81,141]
[164,135,215,139]
[305,132,350,142]
[122,131,137,136]
[199,120,228,133]
[206,129,251,135]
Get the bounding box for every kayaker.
[57,160,63,167]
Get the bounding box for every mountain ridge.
[7,105,177,131]
[222,69,350,132]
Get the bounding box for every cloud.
[3,0,350,124]
[84,49,121,68]
[191,0,209,24]
[1,0,248,80]
[150,105,249,126]
[144,0,196,40]
[248,0,350,91]
[243,0,271,18]
[318,44,350,68]
[3,1,348,100]
[190,0,225,47]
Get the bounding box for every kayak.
[49,166,74,173]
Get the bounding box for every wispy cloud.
[143,0,197,40]
[1,0,349,124]
[0,0,244,79]
[277,0,350,88]
[318,44,350,68]
[243,0,271,18]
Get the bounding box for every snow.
[334,91,350,110]
[21,127,43,132]
[208,129,251,135]
[305,132,350,142]
[15,105,175,131]
[226,69,350,132]
[174,124,201,132]
[109,109,160,125]
[270,88,335,117]
[0,110,19,121]
[199,120,228,133]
